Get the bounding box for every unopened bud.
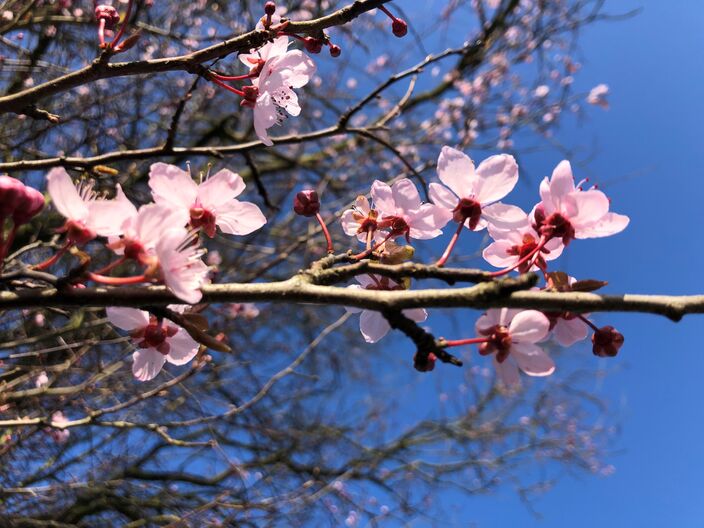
[592,325,624,357]
[94,5,120,29]
[414,352,436,372]
[293,190,320,217]
[304,37,323,54]
[328,44,341,57]
[392,18,408,37]
[0,176,25,217]
[13,185,44,225]
[264,1,276,16]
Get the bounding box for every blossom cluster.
[336,146,628,385]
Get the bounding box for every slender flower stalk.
[442,336,490,347]
[32,242,72,271]
[87,272,147,285]
[110,0,133,49]
[435,222,464,267]
[487,236,549,277]
[315,212,334,254]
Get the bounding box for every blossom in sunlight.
[483,206,563,272]
[243,37,316,145]
[429,146,523,232]
[35,371,49,388]
[239,36,289,76]
[345,274,426,343]
[587,84,609,109]
[49,411,70,443]
[532,160,629,245]
[475,308,554,386]
[46,167,132,244]
[107,306,200,381]
[153,228,209,304]
[340,195,384,243]
[149,163,266,238]
[371,179,448,241]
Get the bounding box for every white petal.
[215,200,267,236]
[437,146,475,197]
[474,154,519,204]
[132,349,166,381]
[149,163,198,209]
[198,169,246,208]
[46,167,88,221]
[359,310,391,343]
[106,307,149,331]
[511,342,555,377]
[508,310,550,343]
[165,327,200,365]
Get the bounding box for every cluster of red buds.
[0,176,44,267]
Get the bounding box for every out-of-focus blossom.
[587,84,609,109]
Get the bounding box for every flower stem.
[32,242,72,271]
[98,18,106,47]
[93,256,126,275]
[488,236,549,278]
[207,75,246,97]
[87,272,147,285]
[209,71,255,82]
[442,336,489,348]
[315,212,334,254]
[436,222,464,267]
[378,4,398,21]
[577,314,599,332]
[351,232,393,260]
[110,0,133,49]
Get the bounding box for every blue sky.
[427,1,704,525]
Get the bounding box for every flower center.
[378,215,410,238]
[132,316,179,355]
[64,219,96,246]
[190,207,217,238]
[535,209,575,245]
[477,324,512,363]
[507,233,542,273]
[453,198,482,230]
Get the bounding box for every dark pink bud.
[303,37,323,54]
[392,18,408,37]
[0,176,25,217]
[328,44,341,57]
[13,185,44,225]
[414,352,436,372]
[293,190,320,217]
[264,1,276,16]
[94,5,120,29]
[592,326,624,358]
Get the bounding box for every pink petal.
[437,146,475,197]
[538,177,556,215]
[482,202,527,230]
[87,198,138,237]
[164,327,199,365]
[575,212,629,239]
[148,163,198,209]
[132,349,166,381]
[198,169,246,208]
[271,50,316,89]
[344,284,363,314]
[359,310,391,343]
[391,179,422,212]
[106,307,149,331]
[370,180,395,214]
[511,342,555,377]
[340,209,361,237]
[543,237,565,261]
[549,160,576,201]
[494,356,521,386]
[482,240,518,269]
[156,228,208,304]
[402,308,428,323]
[428,182,458,211]
[508,310,550,343]
[474,154,519,204]
[565,190,610,228]
[134,203,188,249]
[253,92,277,146]
[409,203,452,238]
[215,200,267,236]
[46,167,88,221]
[552,317,589,347]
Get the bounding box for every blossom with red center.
[429,146,524,232]
[340,195,385,243]
[107,306,199,381]
[152,228,210,304]
[46,167,133,244]
[345,274,427,343]
[532,160,629,245]
[370,179,448,242]
[474,308,554,386]
[483,206,563,272]
[148,163,266,239]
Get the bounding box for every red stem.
[577,314,599,332]
[110,0,133,48]
[315,213,334,254]
[443,337,490,347]
[87,272,147,285]
[378,4,399,21]
[209,71,256,82]
[488,236,549,278]
[208,75,246,97]
[436,221,464,267]
[93,256,127,275]
[351,232,393,260]
[97,18,106,47]
[32,242,72,271]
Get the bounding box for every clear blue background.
[396,1,704,526]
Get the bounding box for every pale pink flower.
[153,228,209,304]
[340,195,385,243]
[149,163,266,238]
[587,84,609,109]
[239,36,289,74]
[107,306,200,381]
[475,308,554,386]
[228,303,260,320]
[35,371,49,388]
[345,275,427,343]
[429,146,523,231]
[533,160,629,245]
[49,411,70,442]
[247,38,316,145]
[46,167,133,244]
[371,179,448,241]
[534,84,550,98]
[483,206,563,272]
[544,312,589,347]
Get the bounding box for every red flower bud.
[94,5,120,29]
[414,352,436,372]
[264,1,276,16]
[13,185,44,225]
[303,37,323,54]
[0,176,25,217]
[328,44,341,57]
[293,190,320,217]
[592,326,624,357]
[392,18,408,37]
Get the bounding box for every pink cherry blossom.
[587,84,609,109]
[149,163,266,238]
[46,167,133,244]
[533,160,629,245]
[483,206,563,272]
[345,274,427,343]
[429,146,523,232]
[49,411,70,442]
[371,179,448,241]
[246,37,316,146]
[475,308,554,386]
[340,195,385,243]
[106,306,200,381]
[239,36,289,75]
[153,228,209,304]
